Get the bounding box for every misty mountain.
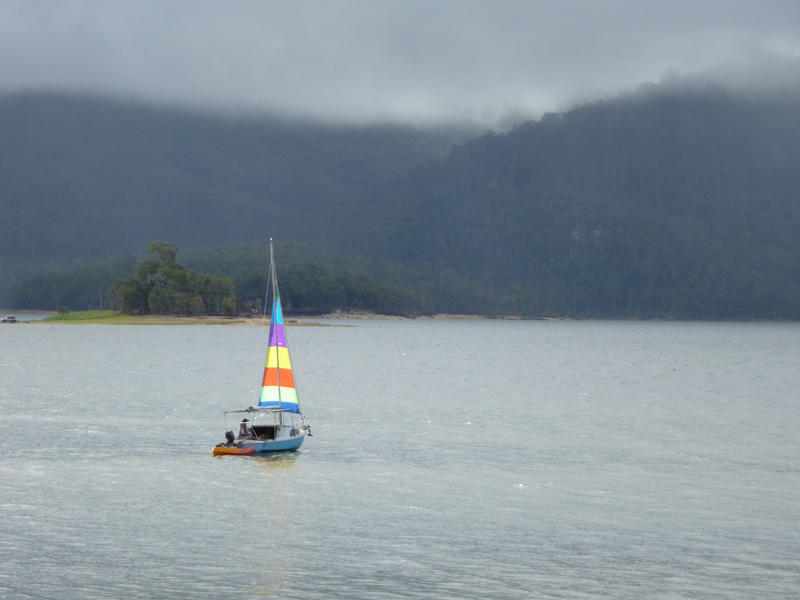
[0,92,466,260]
[3,87,800,318]
[353,85,800,317]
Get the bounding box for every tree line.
[10,241,422,316]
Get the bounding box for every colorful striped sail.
[258,291,300,413]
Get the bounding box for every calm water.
[1,320,799,599]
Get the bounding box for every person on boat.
[239,418,251,438]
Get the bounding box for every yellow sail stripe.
[265,346,292,370]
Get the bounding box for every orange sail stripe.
[261,367,295,388]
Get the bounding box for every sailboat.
[213,239,310,455]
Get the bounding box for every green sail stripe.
[258,386,299,406]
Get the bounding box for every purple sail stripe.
[268,323,288,347]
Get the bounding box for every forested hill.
[0,92,465,263]
[3,87,800,318]
[354,87,800,317]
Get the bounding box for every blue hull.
[244,435,305,453]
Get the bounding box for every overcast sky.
[1,0,799,125]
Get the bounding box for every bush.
[189,295,206,315]
[221,296,237,316]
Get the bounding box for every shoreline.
[15,309,567,325]
[313,310,567,321]
[12,310,791,324]
[29,314,342,326]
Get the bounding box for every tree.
[221,295,237,316]
[189,295,206,315]
[147,241,179,266]
[110,242,239,315]
[110,277,147,313]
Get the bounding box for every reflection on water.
[250,452,303,467]
[215,451,305,470]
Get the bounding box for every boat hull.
[213,445,255,456]
[213,432,305,455]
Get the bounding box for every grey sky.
[1,0,799,124]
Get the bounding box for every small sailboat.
[213,239,310,455]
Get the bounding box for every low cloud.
[1,0,799,124]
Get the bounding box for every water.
[1,320,799,599]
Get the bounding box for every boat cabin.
[251,424,278,440]
[229,407,302,441]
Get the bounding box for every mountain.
[0,92,465,260]
[355,86,800,317]
[0,92,468,307]
[3,87,800,318]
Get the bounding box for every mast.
[270,237,282,411]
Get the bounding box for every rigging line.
[270,237,282,411]
[273,238,303,418]
[264,244,272,326]
[260,237,273,409]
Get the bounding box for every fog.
[1,0,799,124]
